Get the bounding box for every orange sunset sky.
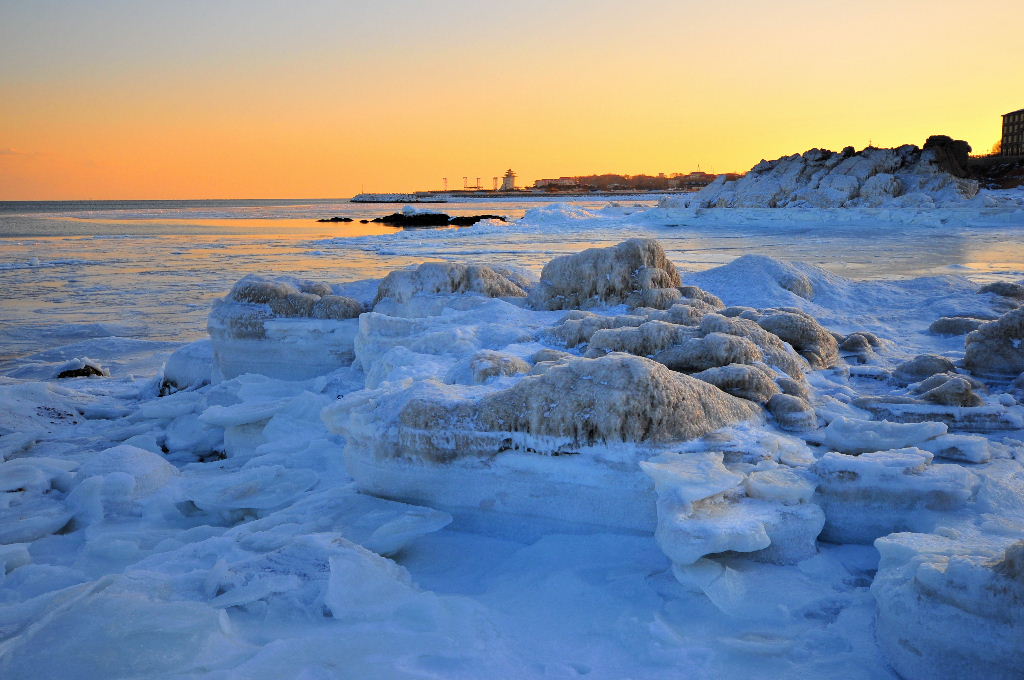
[1,0,1022,200]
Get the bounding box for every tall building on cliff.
[1002,108,1024,157]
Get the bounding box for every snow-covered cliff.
[673,137,983,209]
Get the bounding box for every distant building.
[534,177,579,190]
[671,171,718,190]
[500,169,516,191]
[1003,108,1024,157]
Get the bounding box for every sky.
[1,0,1022,200]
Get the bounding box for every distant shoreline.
[351,189,697,203]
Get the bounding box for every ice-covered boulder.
[444,350,530,385]
[325,354,760,534]
[775,375,810,401]
[756,310,839,369]
[873,528,1024,680]
[653,332,762,373]
[977,280,1024,301]
[916,374,984,407]
[767,393,817,431]
[54,358,107,379]
[208,274,363,380]
[691,363,781,404]
[528,239,683,310]
[641,299,718,326]
[964,308,1024,377]
[838,331,882,363]
[547,311,646,348]
[643,452,823,567]
[330,354,761,464]
[585,320,696,358]
[893,353,956,385]
[928,315,989,336]
[373,262,528,305]
[698,313,808,378]
[812,448,979,544]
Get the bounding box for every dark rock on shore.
[57,364,105,379]
[370,212,506,228]
[923,135,972,178]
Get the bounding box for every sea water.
[3,197,1024,374]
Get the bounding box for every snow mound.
[160,339,213,394]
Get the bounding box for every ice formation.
[812,448,979,544]
[208,274,363,380]
[643,452,823,567]
[872,527,1024,680]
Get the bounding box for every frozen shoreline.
[2,192,1024,678]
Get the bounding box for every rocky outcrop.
[922,135,972,178]
[666,139,981,209]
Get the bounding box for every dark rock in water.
[57,364,105,379]
[316,216,353,223]
[372,212,450,227]
[369,212,506,228]
[359,219,369,223]
[449,214,505,226]
[923,135,972,178]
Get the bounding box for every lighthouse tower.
[499,169,516,191]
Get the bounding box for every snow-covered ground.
[2,189,1024,679]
